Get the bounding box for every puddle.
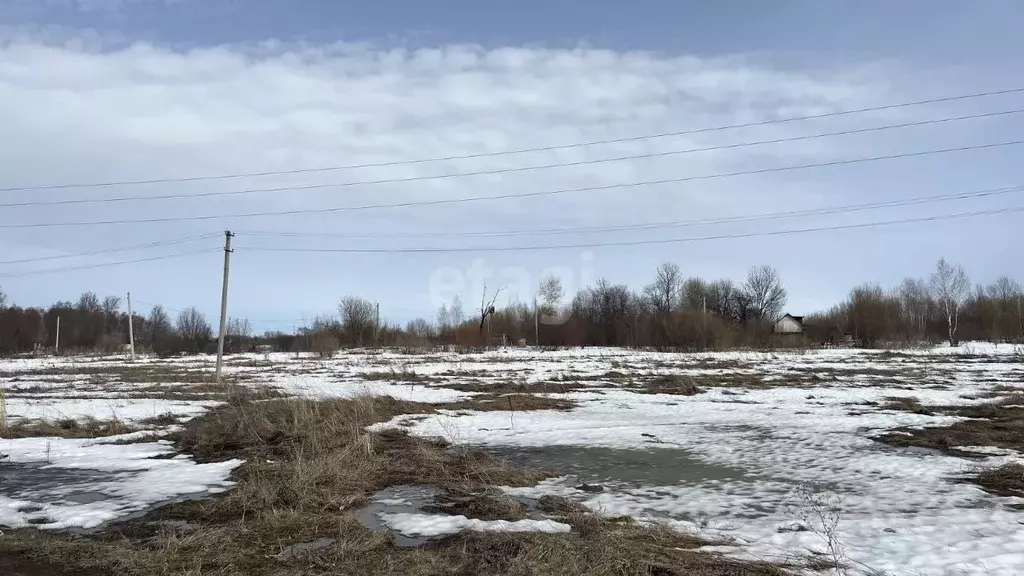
[0,462,220,533]
[355,485,439,547]
[485,445,749,486]
[0,463,125,503]
[63,491,108,504]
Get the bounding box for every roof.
[775,313,804,324]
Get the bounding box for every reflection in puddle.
[485,445,749,487]
[355,485,440,547]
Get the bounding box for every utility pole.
[702,296,707,351]
[55,315,60,354]
[375,302,380,348]
[215,231,234,383]
[127,292,136,361]
[534,297,539,347]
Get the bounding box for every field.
[1,343,1022,575]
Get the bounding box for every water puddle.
[0,462,221,532]
[485,445,749,487]
[0,463,125,503]
[355,485,440,547]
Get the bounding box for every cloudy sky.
[0,0,1021,331]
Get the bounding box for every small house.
[773,314,804,335]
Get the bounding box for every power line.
[4,85,1024,193]
[235,206,1024,254]
[0,249,219,278]
[3,138,1022,229]
[133,299,308,325]
[5,107,1024,208]
[238,184,1024,240]
[0,233,220,266]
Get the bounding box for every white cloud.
[0,34,1017,325]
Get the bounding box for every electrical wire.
[3,139,1022,229]
[0,233,220,266]
[0,249,220,278]
[4,107,1024,208]
[234,207,1024,254]
[3,85,1024,193]
[237,184,1024,240]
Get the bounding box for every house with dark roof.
[773,314,805,335]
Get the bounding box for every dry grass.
[628,375,704,396]
[444,393,577,412]
[972,463,1024,497]
[0,394,786,576]
[880,396,934,415]
[429,487,529,521]
[358,367,427,382]
[0,416,136,439]
[442,380,590,395]
[875,396,1024,455]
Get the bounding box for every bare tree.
[405,318,435,340]
[176,307,212,352]
[148,305,173,350]
[896,277,931,339]
[987,276,1022,341]
[743,265,787,322]
[77,291,101,312]
[437,303,450,332]
[706,279,738,319]
[102,295,122,316]
[0,286,7,308]
[339,296,376,346]
[101,295,123,334]
[451,295,464,326]
[479,284,507,336]
[644,262,681,314]
[929,258,970,345]
[680,277,709,310]
[537,274,565,315]
[226,317,252,338]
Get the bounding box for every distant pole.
[127,292,136,361]
[0,376,6,428]
[55,315,61,354]
[215,231,234,383]
[375,302,380,348]
[534,297,539,347]
[702,296,707,351]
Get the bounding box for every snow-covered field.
[2,343,1023,574]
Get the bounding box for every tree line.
[1,257,1021,356]
[0,290,252,355]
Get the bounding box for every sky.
[0,0,1022,332]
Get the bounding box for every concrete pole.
[127,292,136,361]
[215,231,234,382]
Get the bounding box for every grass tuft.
[973,463,1024,496]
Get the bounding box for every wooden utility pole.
[55,315,60,354]
[215,231,234,383]
[127,292,136,361]
[375,302,380,347]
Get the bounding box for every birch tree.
[929,258,970,345]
